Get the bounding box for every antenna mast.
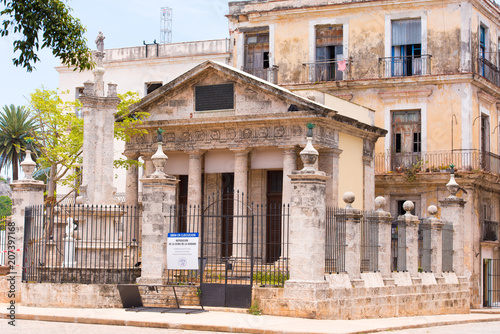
[160,7,172,44]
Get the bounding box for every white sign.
[167,233,199,270]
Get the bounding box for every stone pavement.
[1,304,500,334]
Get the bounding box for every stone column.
[232,149,250,260]
[439,171,466,277]
[282,147,298,205]
[343,192,363,282]
[77,79,120,205]
[10,148,45,302]
[402,201,421,277]
[375,196,393,279]
[187,150,204,210]
[427,205,444,276]
[363,139,376,210]
[138,140,178,285]
[319,148,342,207]
[142,153,155,177]
[123,151,140,207]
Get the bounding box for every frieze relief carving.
[126,124,338,151]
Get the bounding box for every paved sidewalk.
[2,304,500,334]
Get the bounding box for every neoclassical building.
[122,60,386,210]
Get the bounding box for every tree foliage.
[0,195,11,218]
[0,0,94,72]
[0,104,38,180]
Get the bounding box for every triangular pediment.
[130,60,337,120]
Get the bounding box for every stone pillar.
[402,201,421,277]
[142,153,155,177]
[10,148,45,302]
[287,130,329,282]
[232,149,250,259]
[282,147,298,205]
[375,196,393,279]
[319,148,342,207]
[363,139,376,210]
[138,140,178,284]
[439,171,466,277]
[427,205,444,276]
[187,150,204,210]
[343,192,363,281]
[123,151,140,207]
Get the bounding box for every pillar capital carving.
[188,149,206,157]
[123,151,141,160]
[231,148,252,155]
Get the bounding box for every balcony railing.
[243,66,279,84]
[375,149,500,175]
[379,55,432,78]
[478,54,500,87]
[482,220,499,242]
[301,59,351,83]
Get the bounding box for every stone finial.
[107,82,117,97]
[83,80,95,96]
[343,192,355,209]
[403,200,414,216]
[446,169,460,198]
[375,196,386,212]
[427,205,438,218]
[150,134,168,178]
[299,123,319,172]
[20,143,36,180]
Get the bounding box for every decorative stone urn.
[446,165,460,198]
[150,128,169,178]
[20,142,36,180]
[300,123,319,172]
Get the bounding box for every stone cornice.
[378,89,433,100]
[478,90,497,106]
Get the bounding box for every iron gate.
[485,259,500,307]
[200,191,255,308]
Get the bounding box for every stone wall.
[139,285,199,308]
[254,279,470,320]
[0,276,8,303]
[21,283,122,308]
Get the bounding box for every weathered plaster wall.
[339,132,364,209]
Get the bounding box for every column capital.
[123,150,141,160]
[10,180,45,191]
[318,147,343,157]
[231,148,252,155]
[281,146,300,154]
[188,149,206,157]
[141,151,153,159]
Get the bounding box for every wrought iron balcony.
[477,53,500,87]
[301,59,351,83]
[378,54,432,78]
[482,220,499,242]
[375,149,500,175]
[243,66,279,84]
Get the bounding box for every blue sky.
[0,0,233,107]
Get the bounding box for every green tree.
[0,0,94,72]
[0,195,12,217]
[0,104,38,180]
[28,89,147,204]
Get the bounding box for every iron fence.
[379,54,431,78]
[325,207,346,274]
[442,222,453,272]
[361,212,379,272]
[482,220,499,242]
[486,259,500,307]
[22,204,141,284]
[163,196,289,287]
[391,218,407,272]
[301,59,351,83]
[375,150,500,175]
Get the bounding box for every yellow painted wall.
[339,132,364,210]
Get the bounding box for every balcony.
[375,149,500,175]
[301,59,351,83]
[477,53,500,87]
[378,55,432,78]
[243,66,279,84]
[482,220,499,242]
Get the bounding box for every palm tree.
[0,105,37,180]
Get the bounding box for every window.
[391,110,421,168]
[391,19,422,76]
[75,87,84,117]
[195,83,234,112]
[479,25,486,58]
[244,30,270,79]
[145,82,162,95]
[315,25,344,81]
